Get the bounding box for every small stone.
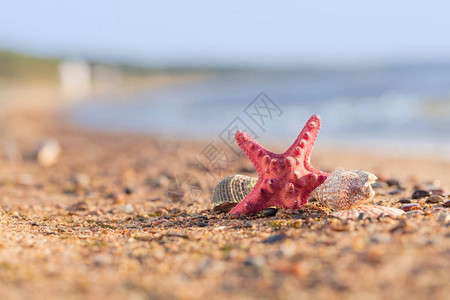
[429,188,445,196]
[71,173,90,187]
[386,179,401,187]
[119,204,134,214]
[406,210,423,217]
[371,182,387,189]
[239,165,256,173]
[260,208,278,217]
[243,222,254,229]
[377,212,387,219]
[412,190,432,199]
[124,187,133,195]
[437,214,449,223]
[370,234,391,244]
[35,139,61,167]
[147,176,169,188]
[68,201,88,212]
[358,212,368,220]
[426,195,445,204]
[401,203,421,212]
[390,219,417,232]
[167,191,184,202]
[389,189,403,195]
[443,200,450,207]
[244,257,266,268]
[193,221,208,227]
[112,193,125,205]
[397,198,412,204]
[262,234,287,244]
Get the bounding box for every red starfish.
[230,114,329,217]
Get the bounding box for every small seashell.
[312,170,377,210]
[333,205,404,219]
[313,170,404,219]
[211,175,257,212]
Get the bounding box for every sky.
[1,0,450,67]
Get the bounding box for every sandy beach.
[0,82,449,300]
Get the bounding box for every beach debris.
[312,170,405,219]
[227,115,329,217]
[35,139,61,167]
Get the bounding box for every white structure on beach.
[58,60,92,101]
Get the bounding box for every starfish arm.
[296,173,328,206]
[235,130,270,175]
[285,114,328,176]
[229,182,273,217]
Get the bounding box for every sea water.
[70,63,450,159]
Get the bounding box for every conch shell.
[312,170,404,218]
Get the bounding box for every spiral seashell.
[312,169,404,218]
[311,169,376,210]
[211,175,257,212]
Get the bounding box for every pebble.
[406,210,423,217]
[124,187,133,195]
[397,198,412,204]
[153,219,169,226]
[112,193,125,205]
[71,173,90,187]
[401,203,421,212]
[118,204,135,214]
[35,139,61,167]
[147,176,169,188]
[358,212,368,220]
[386,179,402,188]
[412,190,432,199]
[443,200,450,208]
[371,182,387,189]
[390,219,408,232]
[437,214,449,223]
[193,221,208,227]
[239,165,256,173]
[376,213,387,219]
[389,189,403,195]
[244,257,266,268]
[242,222,254,229]
[262,234,287,244]
[426,195,445,204]
[429,188,445,195]
[167,191,184,202]
[370,234,391,244]
[68,201,88,212]
[260,208,278,217]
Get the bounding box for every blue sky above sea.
[1,1,450,67]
